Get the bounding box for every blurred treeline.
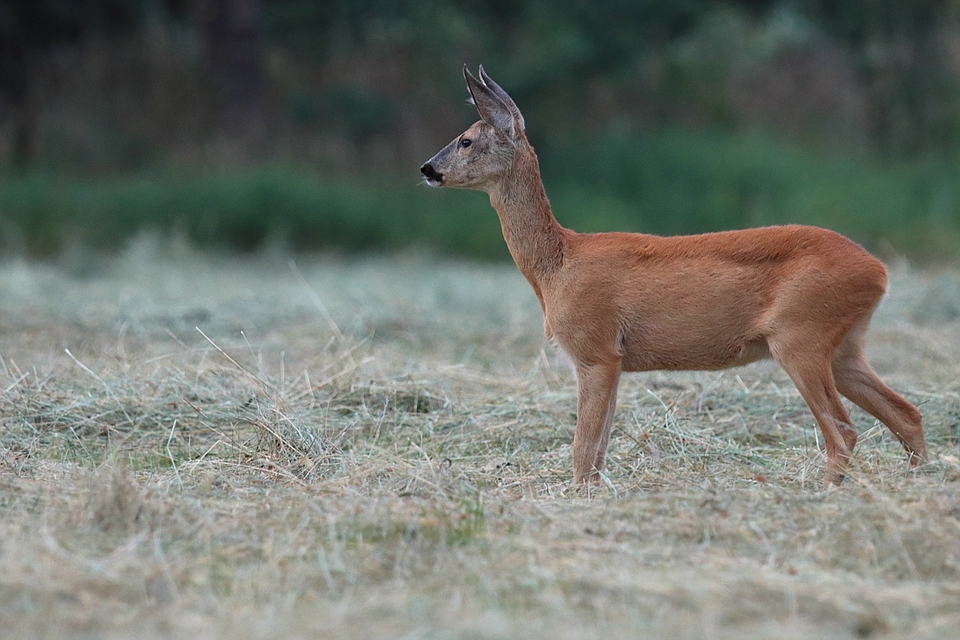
[2,0,960,259]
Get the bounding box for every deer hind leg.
[770,338,856,487]
[573,361,621,484]
[832,328,927,466]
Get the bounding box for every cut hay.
[0,253,958,639]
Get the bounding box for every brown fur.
[421,66,927,487]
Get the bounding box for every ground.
[1,241,959,639]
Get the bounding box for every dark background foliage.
[2,0,960,259]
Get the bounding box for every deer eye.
[459,138,472,149]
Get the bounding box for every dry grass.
[1,245,959,639]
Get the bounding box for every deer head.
[420,65,527,192]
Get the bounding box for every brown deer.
[421,65,927,488]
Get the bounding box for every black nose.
[420,162,442,181]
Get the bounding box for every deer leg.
[771,340,856,487]
[592,372,621,473]
[573,361,621,484]
[832,342,927,466]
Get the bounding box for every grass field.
[1,246,959,639]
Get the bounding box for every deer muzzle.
[420,162,443,186]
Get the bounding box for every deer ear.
[464,65,516,134]
[478,65,524,131]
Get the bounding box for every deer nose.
[420,162,442,182]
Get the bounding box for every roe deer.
[420,65,927,488]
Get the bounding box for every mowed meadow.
[1,245,959,639]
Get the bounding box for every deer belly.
[620,332,771,372]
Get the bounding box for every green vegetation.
[545,130,960,258]
[0,169,502,258]
[4,130,959,260]
[4,1,960,260]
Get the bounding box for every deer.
[420,65,928,488]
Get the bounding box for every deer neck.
[488,148,567,290]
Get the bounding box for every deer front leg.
[573,360,622,484]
